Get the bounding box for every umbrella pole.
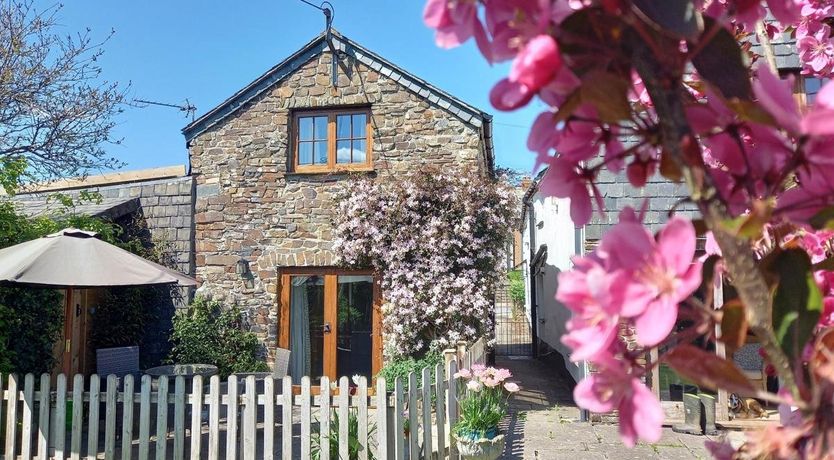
[61,287,73,379]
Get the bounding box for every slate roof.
[182,30,494,170]
[10,196,140,220]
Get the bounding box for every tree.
[425,1,834,458]
[0,1,124,191]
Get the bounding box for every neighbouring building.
[6,166,195,374]
[183,30,494,382]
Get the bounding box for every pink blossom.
[490,34,562,111]
[503,382,520,393]
[798,24,834,76]
[573,357,663,447]
[454,368,472,379]
[600,216,702,347]
[510,35,561,89]
[539,158,601,226]
[489,78,535,111]
[557,259,625,361]
[481,376,500,388]
[484,0,547,61]
[423,0,492,60]
[466,379,483,392]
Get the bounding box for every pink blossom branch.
[631,37,802,401]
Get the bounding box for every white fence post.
[37,373,51,460]
[407,372,418,459]
[338,377,349,460]
[300,377,312,459]
[393,378,405,460]
[448,360,459,460]
[173,376,186,460]
[6,373,19,460]
[190,375,203,460]
[71,374,84,460]
[225,375,238,460]
[435,363,447,459]
[282,376,293,460]
[156,375,169,460]
[357,377,368,460]
[121,375,135,460]
[375,377,388,460]
[55,374,66,460]
[138,375,151,460]
[207,376,220,460]
[320,376,331,460]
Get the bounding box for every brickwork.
[188,49,489,362]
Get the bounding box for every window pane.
[336,275,374,380]
[314,116,328,140]
[336,115,351,139]
[298,142,313,165]
[315,141,328,164]
[352,114,367,138]
[352,140,367,163]
[299,117,313,141]
[336,140,352,164]
[289,275,325,384]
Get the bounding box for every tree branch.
[630,37,800,400]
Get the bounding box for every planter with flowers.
[452,365,520,460]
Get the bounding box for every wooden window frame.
[292,108,373,173]
[277,267,383,386]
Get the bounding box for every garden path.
[497,357,715,459]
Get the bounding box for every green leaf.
[772,249,823,360]
[664,345,756,394]
[809,205,834,230]
[633,0,703,40]
[692,18,752,100]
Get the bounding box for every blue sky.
[45,1,544,174]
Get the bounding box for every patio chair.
[274,347,291,379]
[96,345,140,380]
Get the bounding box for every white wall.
[522,190,585,383]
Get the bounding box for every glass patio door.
[281,270,379,385]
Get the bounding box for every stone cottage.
[183,30,494,382]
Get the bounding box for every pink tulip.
[503,382,520,393]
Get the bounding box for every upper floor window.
[293,108,371,172]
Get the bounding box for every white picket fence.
[0,339,487,460]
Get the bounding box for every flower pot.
[453,431,505,460]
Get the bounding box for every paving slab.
[496,357,712,460]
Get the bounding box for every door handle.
[322,323,331,334]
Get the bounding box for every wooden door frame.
[277,267,383,383]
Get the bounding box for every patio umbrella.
[0,228,197,376]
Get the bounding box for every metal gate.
[494,280,533,356]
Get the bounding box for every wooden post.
[375,378,388,460]
[263,376,274,460]
[62,288,74,378]
[22,373,35,460]
[393,378,405,460]
[320,376,331,460]
[71,374,84,460]
[138,375,151,460]
[407,373,418,458]
[173,376,186,460]
[190,375,203,460]
[121,375,135,460]
[422,367,433,460]
[87,375,100,460]
[104,375,118,460]
[435,363,447,458]
[207,376,220,460]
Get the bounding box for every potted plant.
[452,365,520,460]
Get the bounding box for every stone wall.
[189,51,487,362]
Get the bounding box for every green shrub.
[168,296,269,377]
[508,270,525,307]
[376,350,443,392]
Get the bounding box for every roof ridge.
[182,30,492,141]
